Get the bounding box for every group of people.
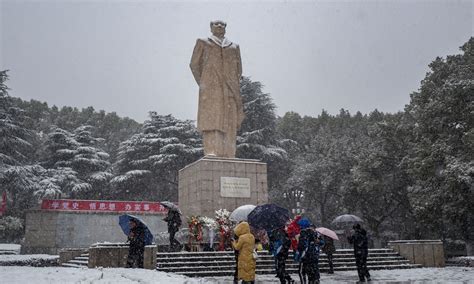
[231,218,371,284]
[231,217,331,284]
[266,217,326,284]
[125,211,371,284]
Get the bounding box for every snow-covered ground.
[449,256,474,267]
[0,243,21,254]
[0,266,472,283]
[0,254,58,262]
[208,268,474,283]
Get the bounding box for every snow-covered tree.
[0,70,34,166]
[0,71,39,218]
[0,165,43,217]
[404,38,474,253]
[237,77,287,161]
[347,113,414,243]
[40,125,112,198]
[237,77,290,203]
[111,113,202,201]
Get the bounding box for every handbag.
[252,249,259,260]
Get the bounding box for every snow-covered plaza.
[0,265,473,284]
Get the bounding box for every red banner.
[41,199,168,213]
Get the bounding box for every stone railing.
[88,242,157,269]
[388,240,445,267]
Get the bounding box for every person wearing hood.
[269,226,294,284]
[232,222,256,284]
[347,224,371,282]
[287,215,302,252]
[297,218,324,284]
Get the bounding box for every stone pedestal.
[388,240,445,267]
[178,156,268,218]
[88,243,157,269]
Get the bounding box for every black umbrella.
[161,201,180,212]
[331,214,363,228]
[247,204,290,231]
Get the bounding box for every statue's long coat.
[190,37,245,132]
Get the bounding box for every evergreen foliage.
[111,113,202,201]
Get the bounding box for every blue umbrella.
[247,204,290,231]
[119,214,154,246]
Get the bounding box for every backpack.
[299,230,321,260]
[272,239,283,257]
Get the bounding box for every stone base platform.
[178,156,268,218]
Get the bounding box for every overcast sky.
[1,0,472,123]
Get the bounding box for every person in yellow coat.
[232,222,256,284]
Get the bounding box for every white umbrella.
[331,214,363,225]
[229,204,256,223]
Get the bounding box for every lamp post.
[291,201,305,215]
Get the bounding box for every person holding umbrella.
[321,235,335,274]
[126,218,145,268]
[162,202,182,251]
[347,224,371,282]
[315,227,338,274]
[269,226,294,284]
[297,218,324,284]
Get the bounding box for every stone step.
[0,251,19,255]
[156,249,395,258]
[157,253,401,263]
[61,247,420,278]
[158,259,412,273]
[69,259,88,265]
[171,264,422,277]
[157,256,407,267]
[61,263,87,268]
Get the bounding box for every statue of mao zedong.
[190,20,245,158]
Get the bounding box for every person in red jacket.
[286,215,302,251]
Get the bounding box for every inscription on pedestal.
[220,177,251,198]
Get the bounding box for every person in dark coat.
[297,219,324,284]
[347,224,371,282]
[269,227,294,284]
[126,218,145,268]
[163,209,182,251]
[322,235,336,274]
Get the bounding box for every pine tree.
[237,77,290,204]
[0,71,34,166]
[40,125,112,198]
[111,113,202,201]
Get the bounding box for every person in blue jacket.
[296,218,324,284]
[269,226,295,284]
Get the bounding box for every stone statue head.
[210,20,226,38]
